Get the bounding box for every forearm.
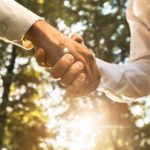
[25,20,67,49]
[96,58,150,102]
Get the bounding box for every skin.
[35,33,101,97]
[25,20,93,67]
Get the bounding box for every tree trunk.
[0,46,16,148]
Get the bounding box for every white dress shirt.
[97,0,150,102]
[0,0,41,48]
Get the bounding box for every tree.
[0,0,150,150]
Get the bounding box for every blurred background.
[0,0,150,150]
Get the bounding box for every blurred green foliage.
[0,0,150,150]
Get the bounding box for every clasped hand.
[35,34,101,97]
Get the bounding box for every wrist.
[24,20,44,42]
[25,20,68,48]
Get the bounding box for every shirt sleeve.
[0,0,42,49]
[96,0,150,103]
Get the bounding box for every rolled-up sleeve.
[0,0,42,49]
[96,0,150,102]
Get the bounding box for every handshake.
[25,20,101,97]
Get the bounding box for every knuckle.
[50,70,59,79]
[87,51,94,61]
[70,62,83,73]
[58,55,74,69]
[79,73,85,80]
[60,78,70,86]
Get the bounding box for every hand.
[25,20,65,67]
[25,20,97,71]
[36,33,101,97]
[63,34,101,97]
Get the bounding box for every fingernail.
[76,61,83,69]
[66,54,74,62]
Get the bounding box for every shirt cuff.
[0,0,42,49]
[95,58,135,103]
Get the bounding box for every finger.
[66,73,85,96]
[35,48,49,67]
[51,54,74,79]
[68,75,91,98]
[75,80,90,97]
[60,61,84,86]
[71,33,84,44]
